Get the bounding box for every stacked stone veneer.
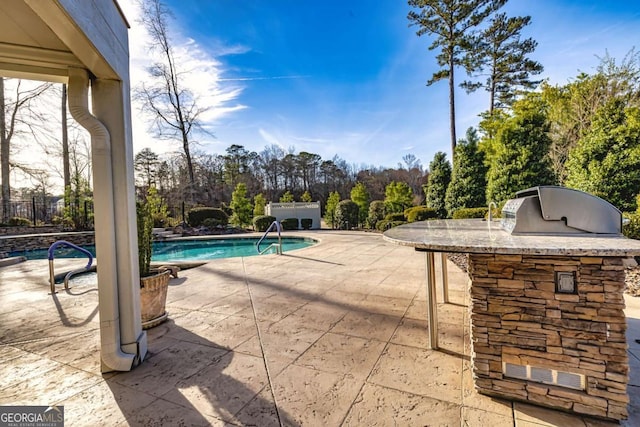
[469,253,628,420]
[0,232,95,259]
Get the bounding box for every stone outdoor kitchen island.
[384,188,640,421]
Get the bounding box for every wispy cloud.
[291,135,334,144]
[120,0,246,152]
[211,43,252,57]
[258,128,284,148]
[219,75,309,82]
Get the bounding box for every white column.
[91,77,147,367]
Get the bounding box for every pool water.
[11,237,315,262]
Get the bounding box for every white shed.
[265,202,321,229]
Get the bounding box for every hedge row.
[187,207,228,227]
[404,206,438,222]
[624,212,640,240]
[452,207,489,219]
[253,215,276,232]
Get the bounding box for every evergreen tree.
[384,181,414,213]
[324,191,341,229]
[335,200,360,230]
[486,94,556,203]
[366,200,386,229]
[445,128,487,216]
[565,99,640,211]
[350,182,370,227]
[408,0,506,158]
[301,190,313,202]
[229,183,252,227]
[279,191,294,202]
[253,193,266,217]
[425,152,452,218]
[463,13,543,113]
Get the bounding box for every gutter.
[67,67,135,371]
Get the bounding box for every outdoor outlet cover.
[555,271,577,294]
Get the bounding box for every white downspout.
[67,67,135,371]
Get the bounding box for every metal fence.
[166,202,197,225]
[1,198,94,228]
[1,198,196,228]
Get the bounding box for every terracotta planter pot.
[140,269,171,329]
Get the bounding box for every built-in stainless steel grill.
[501,186,622,235]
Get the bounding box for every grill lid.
[501,186,622,235]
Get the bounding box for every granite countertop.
[383,219,640,257]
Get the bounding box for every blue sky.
[121,0,640,170]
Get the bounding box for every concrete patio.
[1,230,639,426]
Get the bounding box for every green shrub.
[253,215,276,232]
[404,206,438,222]
[279,191,294,202]
[385,212,405,222]
[51,215,74,228]
[376,219,406,231]
[366,200,386,229]
[281,218,299,230]
[201,218,225,228]
[623,212,640,240]
[301,218,313,230]
[452,207,489,219]
[221,204,233,217]
[187,207,228,227]
[335,200,359,229]
[7,216,32,226]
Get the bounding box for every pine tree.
[445,128,487,216]
[425,152,452,218]
[408,0,506,158]
[463,13,543,113]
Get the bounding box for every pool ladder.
[48,240,94,294]
[256,221,283,255]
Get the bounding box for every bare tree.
[37,83,90,199]
[0,77,53,221]
[135,0,210,202]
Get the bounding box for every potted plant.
[137,187,171,329]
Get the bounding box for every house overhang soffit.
[0,0,129,83]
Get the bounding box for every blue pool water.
[10,237,315,262]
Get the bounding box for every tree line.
[134,144,427,214]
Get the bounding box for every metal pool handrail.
[48,240,94,294]
[256,221,283,255]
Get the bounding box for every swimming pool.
[10,237,316,262]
